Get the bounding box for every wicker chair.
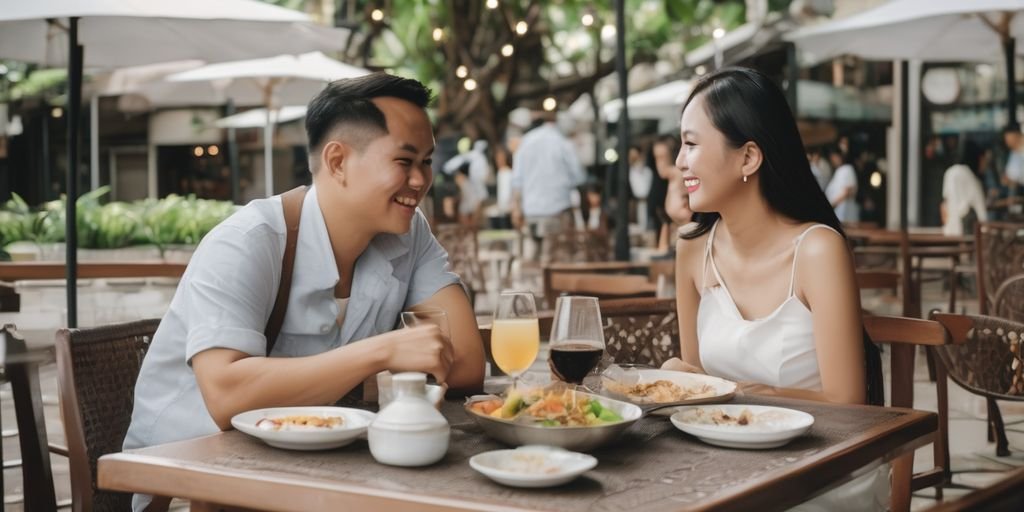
[546,230,611,264]
[434,224,486,305]
[931,314,1024,458]
[976,222,1024,315]
[993,273,1024,323]
[598,298,680,368]
[56,318,161,512]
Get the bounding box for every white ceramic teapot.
[368,372,449,466]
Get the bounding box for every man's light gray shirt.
[124,186,459,454]
[511,123,587,217]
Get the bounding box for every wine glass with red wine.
[548,296,605,386]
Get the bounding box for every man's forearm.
[194,340,387,430]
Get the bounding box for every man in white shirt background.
[511,111,587,262]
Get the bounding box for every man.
[125,74,484,511]
[510,112,587,262]
[1003,123,1024,188]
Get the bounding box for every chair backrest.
[598,298,680,368]
[992,273,1024,323]
[976,221,1024,314]
[863,315,949,408]
[547,231,610,264]
[931,313,1024,401]
[434,224,485,300]
[56,318,160,512]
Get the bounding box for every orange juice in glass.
[491,292,539,388]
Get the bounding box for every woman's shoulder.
[795,223,848,262]
[675,224,710,268]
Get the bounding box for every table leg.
[891,453,913,512]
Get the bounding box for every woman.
[649,135,694,252]
[664,67,886,510]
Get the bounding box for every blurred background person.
[825,145,859,223]
[808,149,830,191]
[444,139,492,207]
[491,144,514,229]
[454,162,482,227]
[628,143,654,230]
[511,111,587,263]
[941,140,988,236]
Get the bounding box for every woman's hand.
[660,357,704,374]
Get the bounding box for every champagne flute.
[548,296,605,386]
[490,291,540,390]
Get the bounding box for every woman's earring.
[743,175,748,183]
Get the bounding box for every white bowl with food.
[601,367,737,415]
[669,404,814,449]
[232,406,376,450]
[469,445,597,488]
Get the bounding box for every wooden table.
[0,261,188,281]
[98,396,936,512]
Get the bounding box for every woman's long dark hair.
[679,67,844,240]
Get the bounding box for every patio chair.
[56,318,162,512]
[992,273,1024,323]
[863,314,954,503]
[434,224,486,306]
[597,298,680,368]
[930,314,1024,458]
[975,221,1024,316]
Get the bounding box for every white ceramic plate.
[469,445,598,488]
[669,404,814,449]
[232,406,375,451]
[601,369,737,415]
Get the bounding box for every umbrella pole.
[1005,36,1017,126]
[264,110,273,197]
[613,0,631,261]
[225,100,241,204]
[66,17,83,329]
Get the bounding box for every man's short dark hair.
[1003,122,1021,136]
[305,73,432,167]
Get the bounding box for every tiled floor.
[2,266,1022,510]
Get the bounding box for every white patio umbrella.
[168,52,369,197]
[786,0,1024,230]
[0,0,349,331]
[215,106,308,129]
[603,80,693,128]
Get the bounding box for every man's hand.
[380,324,454,384]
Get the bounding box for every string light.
[695,65,707,76]
[464,78,478,91]
[432,28,444,41]
[486,0,499,9]
[542,97,557,111]
[370,9,384,22]
[600,24,616,40]
[604,148,618,163]
[456,65,468,78]
[207,145,220,156]
[515,21,528,35]
[501,44,514,57]
[50,107,63,118]
[870,171,883,188]
[193,146,204,157]
[712,27,725,39]
[581,14,594,27]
